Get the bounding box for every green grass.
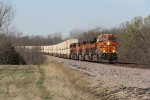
[37,66,52,100]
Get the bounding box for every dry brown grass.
[0,61,98,100]
[0,65,41,100]
[44,61,98,100]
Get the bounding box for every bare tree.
[0,0,15,33]
[69,29,84,39]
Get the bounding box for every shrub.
[0,42,26,65]
[17,47,45,65]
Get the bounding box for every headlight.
[107,42,110,45]
[103,51,106,53]
[113,50,116,53]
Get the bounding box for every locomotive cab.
[97,34,118,61]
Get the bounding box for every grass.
[0,65,40,100]
[37,66,52,100]
[0,61,98,100]
[43,61,98,100]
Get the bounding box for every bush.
[0,42,26,65]
[17,47,45,65]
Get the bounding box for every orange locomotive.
[70,34,118,62]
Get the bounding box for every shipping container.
[42,39,78,57]
[67,39,78,49]
[66,48,70,58]
[48,45,52,54]
[60,42,62,50]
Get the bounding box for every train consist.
[69,34,118,62]
[17,34,118,62]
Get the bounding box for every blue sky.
[12,0,149,36]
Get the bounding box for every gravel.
[47,56,150,99]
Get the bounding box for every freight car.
[41,39,79,58]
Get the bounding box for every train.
[16,34,118,62]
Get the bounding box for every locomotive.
[70,34,118,62]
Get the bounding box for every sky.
[11,0,150,37]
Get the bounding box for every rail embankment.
[48,56,150,100]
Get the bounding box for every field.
[1,57,150,100]
[0,61,97,100]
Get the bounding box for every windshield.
[99,38,107,42]
[108,37,117,42]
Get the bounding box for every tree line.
[118,16,150,64]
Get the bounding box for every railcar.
[97,34,118,61]
[70,34,118,62]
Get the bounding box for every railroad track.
[47,56,150,70]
